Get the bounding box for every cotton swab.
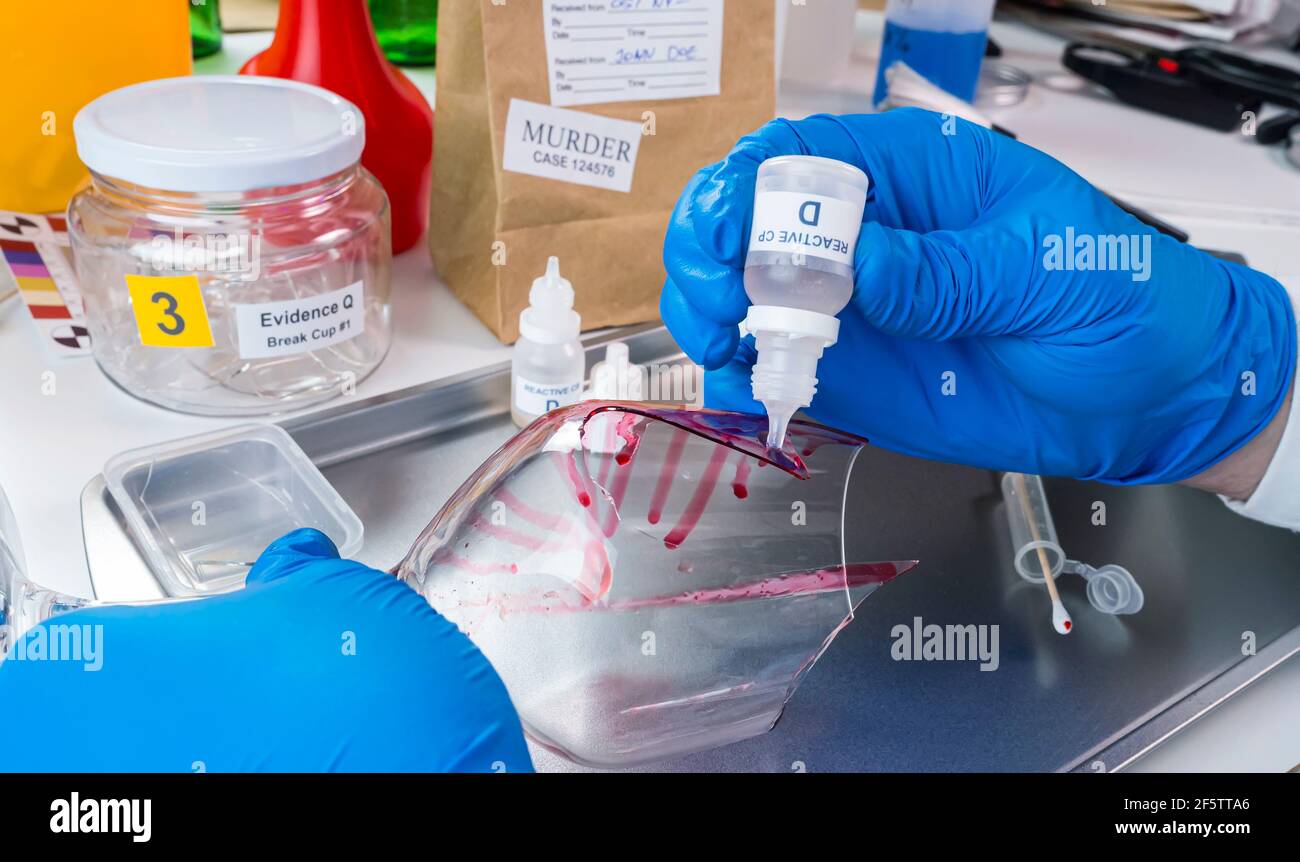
[1012,473,1074,635]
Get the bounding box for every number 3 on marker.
[125,274,214,348]
[152,291,185,335]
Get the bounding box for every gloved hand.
[662,109,1296,484]
[0,529,533,772]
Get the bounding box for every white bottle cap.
[519,256,581,344]
[589,341,645,400]
[744,305,841,449]
[74,76,365,192]
[744,305,841,344]
[757,155,870,203]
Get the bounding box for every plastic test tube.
[1001,473,1144,628]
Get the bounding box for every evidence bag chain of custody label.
[542,0,725,108]
[747,192,866,266]
[503,98,644,193]
[234,281,365,359]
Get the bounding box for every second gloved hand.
[0,529,533,772]
[662,109,1296,484]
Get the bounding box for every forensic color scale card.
[0,210,92,358]
[542,0,724,108]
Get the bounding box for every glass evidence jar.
[69,75,392,416]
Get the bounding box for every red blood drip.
[1063,620,1072,632]
[732,457,752,499]
[563,450,596,511]
[647,429,689,526]
[615,413,641,452]
[602,433,640,538]
[484,401,864,540]
[663,446,730,550]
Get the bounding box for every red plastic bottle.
[241,0,433,253]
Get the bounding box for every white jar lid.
[74,75,366,192]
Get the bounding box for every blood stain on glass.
[646,429,689,526]
[732,457,751,499]
[663,446,730,550]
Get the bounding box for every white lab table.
[1,14,1297,772]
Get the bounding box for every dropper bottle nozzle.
[763,402,797,450]
[746,310,841,451]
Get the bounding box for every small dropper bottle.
[511,256,584,428]
[743,156,870,449]
[588,341,645,402]
[584,341,646,454]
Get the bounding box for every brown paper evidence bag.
[431,0,776,343]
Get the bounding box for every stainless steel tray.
[81,324,1300,772]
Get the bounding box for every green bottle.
[189,0,222,59]
[369,0,438,67]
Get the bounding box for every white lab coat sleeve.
[1220,277,1300,531]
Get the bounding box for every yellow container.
[0,2,192,213]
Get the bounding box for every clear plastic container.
[3,423,361,659]
[397,403,916,767]
[1,483,92,658]
[69,76,392,416]
[873,0,996,106]
[104,423,364,596]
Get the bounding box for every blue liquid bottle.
[872,0,995,106]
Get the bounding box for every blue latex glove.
[662,109,1296,484]
[0,529,533,772]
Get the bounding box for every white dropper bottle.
[511,256,585,428]
[584,340,647,454]
[743,156,870,449]
[588,341,645,402]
